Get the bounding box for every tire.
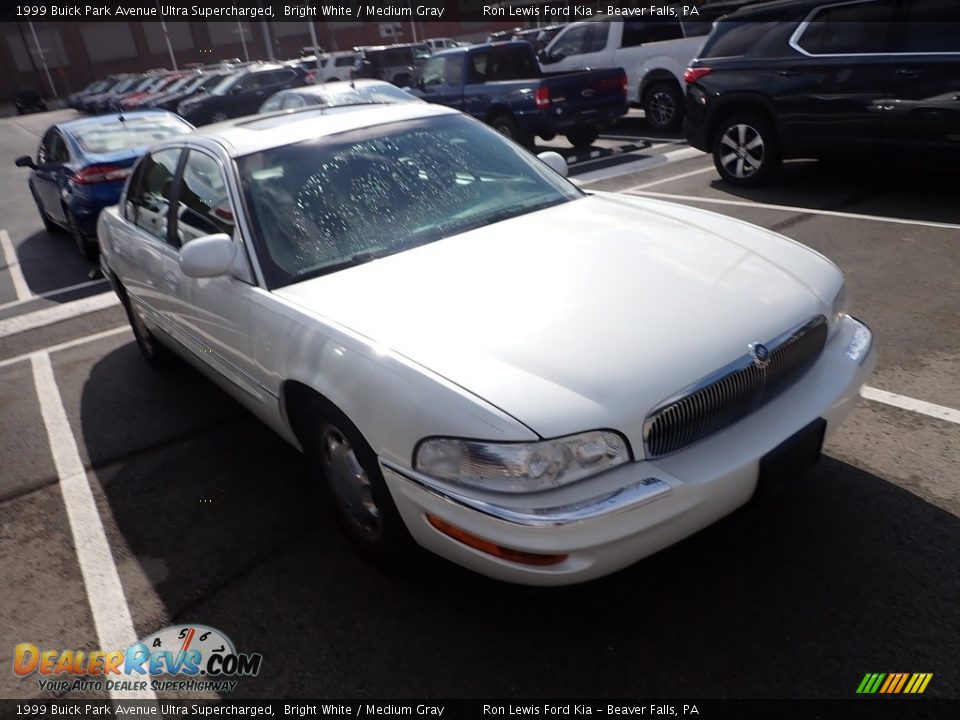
[565,128,600,150]
[123,292,174,369]
[711,112,781,187]
[643,81,684,132]
[301,402,416,567]
[491,113,533,150]
[30,188,59,233]
[65,207,97,261]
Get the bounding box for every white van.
[541,17,711,130]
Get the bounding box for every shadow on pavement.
[708,159,960,226]
[16,229,101,299]
[78,345,960,699]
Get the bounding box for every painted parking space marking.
[0,291,119,339]
[577,148,711,186]
[613,163,716,191]
[0,229,31,302]
[626,191,960,231]
[0,277,108,313]
[31,351,156,701]
[861,386,960,425]
[0,325,130,370]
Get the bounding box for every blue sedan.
[14,111,193,259]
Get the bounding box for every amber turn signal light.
[426,514,568,567]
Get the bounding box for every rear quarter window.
[700,21,782,57]
[794,0,897,54]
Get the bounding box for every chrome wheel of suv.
[712,113,781,186]
[720,124,764,178]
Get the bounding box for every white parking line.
[627,191,960,231]
[31,352,156,701]
[578,149,711,186]
[0,291,119,339]
[0,229,32,301]
[616,164,717,192]
[0,278,108,313]
[861,386,960,425]
[0,325,130,370]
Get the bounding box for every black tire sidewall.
[124,297,171,368]
[303,404,415,566]
[566,129,599,149]
[644,82,683,131]
[492,114,533,150]
[66,207,96,260]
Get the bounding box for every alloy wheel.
[648,90,675,128]
[719,123,765,179]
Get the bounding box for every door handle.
[894,68,922,76]
[777,69,800,77]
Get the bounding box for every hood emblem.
[749,343,770,368]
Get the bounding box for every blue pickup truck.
[411,42,628,149]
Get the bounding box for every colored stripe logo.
[857,673,933,694]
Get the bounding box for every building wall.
[0,20,522,102]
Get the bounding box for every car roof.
[723,0,823,21]
[433,40,529,57]
[183,103,459,157]
[281,79,397,95]
[56,110,185,134]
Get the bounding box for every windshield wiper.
[299,251,386,281]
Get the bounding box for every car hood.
[273,194,841,453]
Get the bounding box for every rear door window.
[701,21,781,58]
[622,21,684,47]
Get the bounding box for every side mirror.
[537,151,568,178]
[179,233,237,278]
[15,155,36,169]
[541,51,563,64]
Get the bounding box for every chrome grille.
[644,315,828,458]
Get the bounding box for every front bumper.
[383,315,876,586]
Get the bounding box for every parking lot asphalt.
[0,109,957,702]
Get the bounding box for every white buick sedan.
[99,104,875,585]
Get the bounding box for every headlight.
[831,283,849,325]
[414,431,630,493]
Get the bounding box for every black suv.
[176,64,306,125]
[683,0,960,185]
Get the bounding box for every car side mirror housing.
[179,233,237,278]
[537,151,568,177]
[15,155,36,169]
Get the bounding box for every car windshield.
[210,74,241,95]
[72,116,192,153]
[238,113,582,288]
[193,74,226,92]
[161,76,192,93]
